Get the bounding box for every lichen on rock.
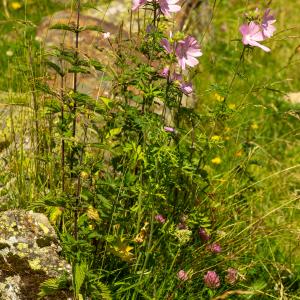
[0,210,71,299]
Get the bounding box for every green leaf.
[74,262,88,297]
[90,59,104,71]
[68,66,90,74]
[46,60,65,77]
[50,23,77,32]
[106,127,122,138]
[38,273,69,298]
[96,281,112,300]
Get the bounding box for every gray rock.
[0,210,71,299]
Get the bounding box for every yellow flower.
[211,135,221,142]
[80,171,89,179]
[134,222,149,243]
[211,157,222,165]
[87,206,100,221]
[214,93,224,102]
[228,103,236,110]
[11,2,22,10]
[251,123,259,130]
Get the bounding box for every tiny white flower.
[103,32,111,39]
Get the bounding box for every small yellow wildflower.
[87,206,100,221]
[214,93,225,102]
[211,157,222,165]
[228,103,236,110]
[224,127,231,132]
[80,171,89,179]
[134,222,149,243]
[211,135,221,142]
[251,123,259,130]
[11,2,22,10]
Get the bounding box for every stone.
[0,210,71,299]
[284,92,300,104]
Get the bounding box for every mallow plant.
[28,1,294,299]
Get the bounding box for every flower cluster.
[204,271,220,289]
[155,214,166,223]
[161,36,202,71]
[240,8,276,52]
[203,268,238,289]
[160,35,202,96]
[177,269,189,281]
[225,268,238,285]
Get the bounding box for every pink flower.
[180,82,193,96]
[132,0,181,17]
[155,214,166,223]
[161,38,173,54]
[177,270,189,281]
[160,66,170,78]
[164,126,175,133]
[132,0,147,11]
[175,36,202,70]
[225,268,238,285]
[239,21,270,52]
[198,228,211,242]
[262,9,276,38]
[204,271,220,289]
[158,0,181,17]
[206,243,222,254]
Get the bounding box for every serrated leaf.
[46,60,65,76]
[38,273,69,298]
[68,66,90,74]
[50,23,77,32]
[106,127,122,138]
[96,281,112,300]
[90,59,103,71]
[74,262,88,297]
[100,97,112,108]
[35,82,57,97]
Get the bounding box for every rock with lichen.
[0,210,71,299]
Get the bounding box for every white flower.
[103,32,111,39]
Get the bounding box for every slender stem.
[60,73,65,193]
[223,46,246,104]
[72,0,81,139]
[73,0,81,241]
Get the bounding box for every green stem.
[223,46,246,104]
